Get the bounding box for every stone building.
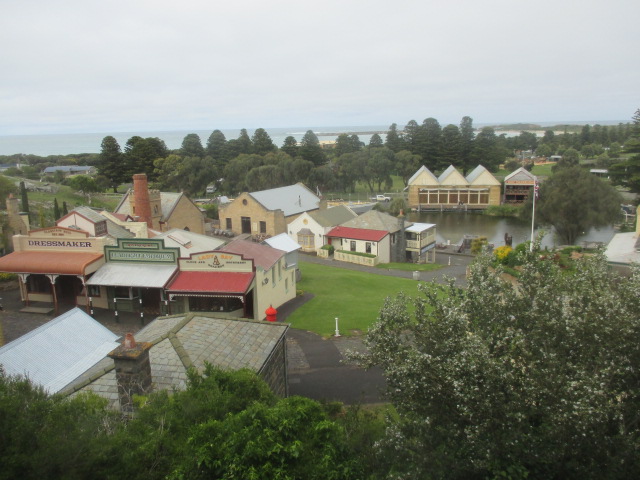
[114,174,205,234]
[218,183,322,238]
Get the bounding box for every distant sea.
[0,126,390,157]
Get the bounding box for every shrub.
[321,244,334,255]
[493,245,513,264]
[0,272,17,282]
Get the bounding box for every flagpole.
[530,180,537,252]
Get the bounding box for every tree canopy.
[356,249,640,479]
[532,166,621,245]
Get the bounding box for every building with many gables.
[407,164,501,210]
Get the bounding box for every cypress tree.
[53,198,61,220]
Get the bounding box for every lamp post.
[334,317,341,337]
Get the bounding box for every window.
[366,242,372,254]
[226,218,232,230]
[259,221,267,234]
[350,240,356,252]
[278,261,281,279]
[88,285,100,297]
[272,268,276,286]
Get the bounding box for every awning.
[0,251,103,276]
[166,271,254,295]
[87,263,177,289]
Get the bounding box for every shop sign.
[180,251,252,272]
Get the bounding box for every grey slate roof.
[249,183,320,217]
[0,308,120,393]
[62,313,288,410]
[309,205,357,227]
[340,209,411,234]
[115,191,183,220]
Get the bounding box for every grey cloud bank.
[1,0,638,136]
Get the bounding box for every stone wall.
[259,335,288,397]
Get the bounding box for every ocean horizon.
[0,120,626,157]
[0,126,390,157]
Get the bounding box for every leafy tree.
[403,120,421,155]
[609,108,640,193]
[459,116,476,174]
[308,165,335,194]
[369,133,383,148]
[418,117,443,170]
[180,133,205,158]
[356,250,640,479]
[299,130,326,166]
[334,152,363,193]
[97,136,125,192]
[471,127,506,171]
[251,128,276,155]
[440,124,462,167]
[0,175,17,208]
[532,166,621,244]
[154,155,219,196]
[68,176,100,202]
[535,143,553,158]
[19,181,29,214]
[394,150,422,186]
[62,201,68,216]
[175,395,361,479]
[246,164,284,191]
[385,123,405,152]
[53,198,61,220]
[554,147,580,170]
[206,130,228,164]
[222,154,263,193]
[124,136,169,179]
[236,128,253,155]
[281,136,299,157]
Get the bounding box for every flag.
[534,181,540,199]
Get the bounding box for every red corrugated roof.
[326,226,388,242]
[0,251,103,275]
[166,271,254,294]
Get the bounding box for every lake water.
[0,126,389,156]
[407,211,615,249]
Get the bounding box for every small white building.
[287,205,357,253]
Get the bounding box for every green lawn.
[376,262,442,272]
[288,262,428,337]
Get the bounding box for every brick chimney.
[108,333,153,413]
[132,174,153,228]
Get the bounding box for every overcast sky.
[1,0,639,136]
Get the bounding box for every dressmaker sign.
[16,226,101,251]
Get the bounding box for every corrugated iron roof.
[263,233,301,253]
[249,183,320,217]
[0,307,120,393]
[0,251,103,275]
[167,271,254,293]
[327,226,388,242]
[86,263,177,288]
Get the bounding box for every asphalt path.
[0,251,473,405]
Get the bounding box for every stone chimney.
[5,194,29,235]
[132,174,153,228]
[108,333,153,413]
[394,209,407,263]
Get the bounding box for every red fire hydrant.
[265,305,277,322]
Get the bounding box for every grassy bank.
[288,262,432,337]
